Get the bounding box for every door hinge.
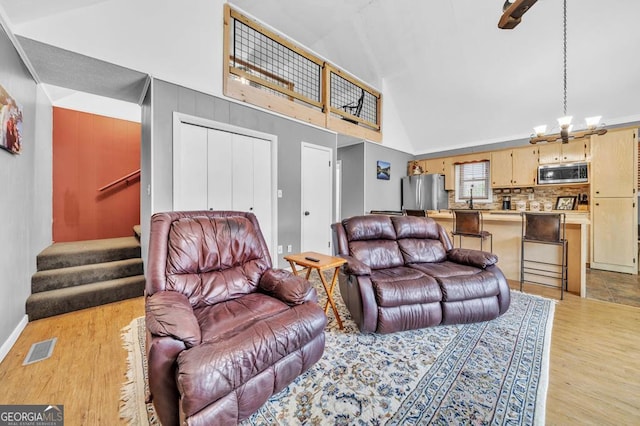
[328,241,331,248]
[329,160,331,167]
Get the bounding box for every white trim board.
[0,315,28,364]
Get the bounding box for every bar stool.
[403,209,428,217]
[451,210,492,252]
[520,212,567,300]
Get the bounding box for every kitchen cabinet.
[490,150,513,187]
[425,158,444,174]
[410,158,444,175]
[591,129,636,197]
[511,146,538,186]
[590,128,638,274]
[591,198,636,272]
[538,140,589,164]
[443,157,455,190]
[490,146,537,188]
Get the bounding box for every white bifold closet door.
[174,123,272,256]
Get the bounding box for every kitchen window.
[455,161,492,203]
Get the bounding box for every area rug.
[120,281,554,425]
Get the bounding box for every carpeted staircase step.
[26,275,145,321]
[31,258,144,294]
[133,225,141,241]
[37,236,141,271]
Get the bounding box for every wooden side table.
[284,251,347,330]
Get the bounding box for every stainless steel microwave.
[537,162,588,185]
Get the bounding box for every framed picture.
[555,196,576,210]
[0,83,23,155]
[377,160,390,180]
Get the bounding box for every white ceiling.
[1,0,638,155]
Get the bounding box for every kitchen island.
[429,210,590,297]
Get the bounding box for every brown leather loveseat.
[145,211,327,425]
[332,214,510,333]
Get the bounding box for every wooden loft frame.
[223,5,382,142]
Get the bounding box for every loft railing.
[223,5,382,142]
[98,169,140,192]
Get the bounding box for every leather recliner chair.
[145,210,327,425]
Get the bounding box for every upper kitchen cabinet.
[409,158,445,175]
[443,157,455,190]
[512,146,538,187]
[591,128,637,198]
[538,140,590,164]
[490,150,513,187]
[424,158,445,174]
[490,146,538,188]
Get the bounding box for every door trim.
[172,112,279,261]
[300,142,334,253]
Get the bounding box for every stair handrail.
[98,169,141,192]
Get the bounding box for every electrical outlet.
[277,245,283,254]
[277,189,283,198]
[528,193,534,200]
[287,244,292,253]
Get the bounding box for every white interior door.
[174,123,208,210]
[301,143,333,254]
[207,128,233,210]
[251,137,273,251]
[173,115,277,263]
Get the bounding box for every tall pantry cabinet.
[590,128,638,274]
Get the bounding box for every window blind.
[457,161,490,200]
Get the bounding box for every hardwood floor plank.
[0,297,144,425]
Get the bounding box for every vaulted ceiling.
[1,0,639,155]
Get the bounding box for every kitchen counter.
[429,209,589,224]
[429,209,589,297]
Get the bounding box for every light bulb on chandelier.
[529,0,606,144]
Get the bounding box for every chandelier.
[529,0,607,144]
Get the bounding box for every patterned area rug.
[120,276,554,425]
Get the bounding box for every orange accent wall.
[53,107,141,242]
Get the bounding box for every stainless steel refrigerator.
[401,174,448,211]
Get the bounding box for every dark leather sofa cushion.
[259,269,316,305]
[437,270,500,302]
[391,215,440,239]
[165,216,271,308]
[447,248,498,269]
[195,292,292,343]
[146,291,201,348]
[343,215,397,241]
[350,240,404,270]
[177,303,327,418]
[398,239,447,264]
[410,261,481,278]
[370,267,442,306]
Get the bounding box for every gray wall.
[338,141,413,218]
[338,143,365,219]
[143,79,337,268]
[364,141,413,213]
[0,25,52,354]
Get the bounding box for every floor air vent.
[23,338,57,365]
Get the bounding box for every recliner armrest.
[146,291,201,348]
[259,269,317,305]
[447,248,498,269]
[338,255,371,276]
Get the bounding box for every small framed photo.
[377,160,390,180]
[555,196,576,210]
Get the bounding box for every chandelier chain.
[563,0,567,116]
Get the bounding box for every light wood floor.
[0,284,639,425]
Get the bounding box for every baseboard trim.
[0,315,28,364]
